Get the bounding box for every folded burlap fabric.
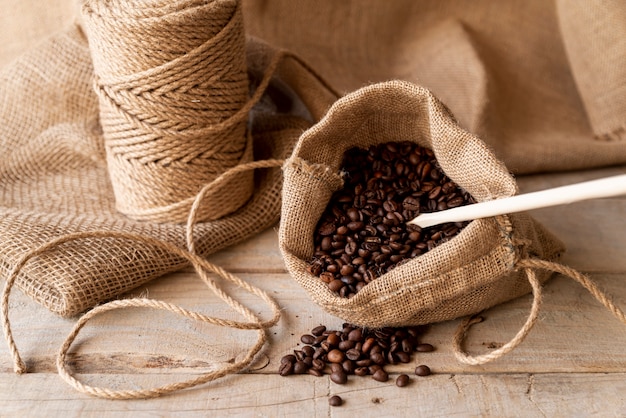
[244,0,626,173]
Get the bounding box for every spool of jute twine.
[81,0,253,223]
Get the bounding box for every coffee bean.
[338,340,355,351]
[302,345,315,357]
[330,370,348,384]
[327,349,345,363]
[309,141,474,296]
[329,395,343,406]
[293,361,308,374]
[301,334,315,345]
[345,348,361,361]
[328,279,344,292]
[396,374,410,387]
[372,369,389,382]
[326,333,340,346]
[279,361,294,376]
[416,343,435,352]
[415,365,431,376]
[395,351,411,363]
[347,208,361,222]
[311,325,326,336]
[312,359,325,371]
[370,352,385,365]
[354,366,369,376]
[281,354,296,364]
[342,359,355,374]
[348,328,363,342]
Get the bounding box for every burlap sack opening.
[280,80,565,328]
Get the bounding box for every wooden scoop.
[408,174,626,228]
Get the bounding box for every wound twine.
[81,0,254,223]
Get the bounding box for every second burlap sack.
[280,80,565,328]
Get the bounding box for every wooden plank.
[3,271,626,376]
[1,372,625,417]
[205,225,285,273]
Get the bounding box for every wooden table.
[2,165,626,417]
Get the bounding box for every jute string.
[1,159,286,399]
[454,258,626,365]
[82,0,256,223]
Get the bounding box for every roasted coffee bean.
[281,354,296,364]
[416,343,435,352]
[293,361,308,374]
[329,395,343,406]
[396,374,410,387]
[395,351,411,363]
[294,350,305,361]
[279,361,294,376]
[301,334,316,345]
[354,366,369,376]
[309,368,323,377]
[372,369,389,382]
[345,348,361,361]
[326,333,341,346]
[330,370,348,384]
[348,328,363,342]
[415,365,432,376]
[330,363,344,374]
[327,349,345,363]
[342,359,355,374]
[312,359,326,371]
[309,141,474,296]
[311,325,327,336]
[338,340,355,351]
[328,279,344,292]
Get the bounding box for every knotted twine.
[82,0,254,223]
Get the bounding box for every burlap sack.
[0,4,337,318]
[279,80,565,328]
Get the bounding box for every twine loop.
[453,257,626,365]
[1,159,285,398]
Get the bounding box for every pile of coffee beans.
[278,323,434,387]
[308,141,475,297]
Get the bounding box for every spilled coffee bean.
[278,323,435,386]
[308,141,475,297]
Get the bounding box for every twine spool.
[81,0,253,223]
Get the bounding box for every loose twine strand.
[1,159,285,399]
[453,257,626,365]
